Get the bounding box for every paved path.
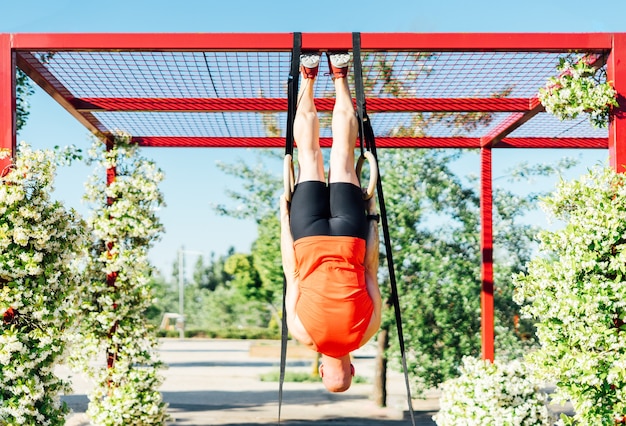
[62,338,439,426]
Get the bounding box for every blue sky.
[2,0,625,278]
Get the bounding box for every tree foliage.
[213,150,284,310]
[191,250,233,292]
[0,143,87,425]
[376,148,568,393]
[74,135,168,424]
[16,54,55,132]
[251,213,283,305]
[148,247,277,334]
[514,166,626,425]
[16,70,34,132]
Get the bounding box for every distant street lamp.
[177,246,204,339]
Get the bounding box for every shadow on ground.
[162,388,363,410]
[189,416,436,426]
[64,388,436,425]
[166,360,311,368]
[161,389,436,425]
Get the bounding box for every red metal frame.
[480,147,494,361]
[0,34,15,175]
[105,139,118,372]
[608,34,626,172]
[2,32,624,363]
[72,97,537,113]
[8,32,614,51]
[132,136,608,149]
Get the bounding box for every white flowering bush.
[0,143,87,425]
[434,356,553,426]
[538,55,618,128]
[514,166,626,425]
[70,134,168,425]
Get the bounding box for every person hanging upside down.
[280,51,382,393]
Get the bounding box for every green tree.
[251,214,283,305]
[191,250,233,291]
[377,149,554,395]
[16,70,34,132]
[224,253,263,299]
[16,54,56,132]
[165,247,274,333]
[381,149,479,394]
[515,166,626,425]
[214,150,284,309]
[143,272,178,327]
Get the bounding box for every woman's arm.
[363,196,380,278]
[361,196,382,343]
[280,195,315,347]
[280,194,297,286]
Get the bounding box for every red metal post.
[0,34,15,176]
[105,138,118,372]
[608,34,626,173]
[480,147,495,361]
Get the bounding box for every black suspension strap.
[285,32,301,158]
[278,31,301,425]
[353,32,416,426]
[353,33,368,157]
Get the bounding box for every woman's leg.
[290,57,331,239]
[294,67,325,184]
[329,74,359,186]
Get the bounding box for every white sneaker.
[300,53,321,79]
[327,52,350,78]
[300,53,321,68]
[328,52,350,69]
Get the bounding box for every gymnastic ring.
[356,151,377,200]
[283,154,295,202]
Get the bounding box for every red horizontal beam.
[73,97,535,113]
[9,33,294,51]
[359,32,613,52]
[6,32,616,52]
[497,137,607,149]
[132,136,482,148]
[131,136,607,149]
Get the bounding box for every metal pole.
[608,34,626,173]
[178,246,184,339]
[480,147,495,361]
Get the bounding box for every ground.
[60,338,440,426]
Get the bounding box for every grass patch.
[260,371,320,383]
[260,370,369,384]
[157,327,280,340]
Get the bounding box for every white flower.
[538,55,618,128]
[514,166,626,424]
[434,357,553,425]
[72,134,168,424]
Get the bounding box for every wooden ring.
[356,151,377,200]
[283,154,295,202]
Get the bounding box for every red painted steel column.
[480,147,495,361]
[608,34,626,173]
[105,138,118,373]
[0,34,15,176]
